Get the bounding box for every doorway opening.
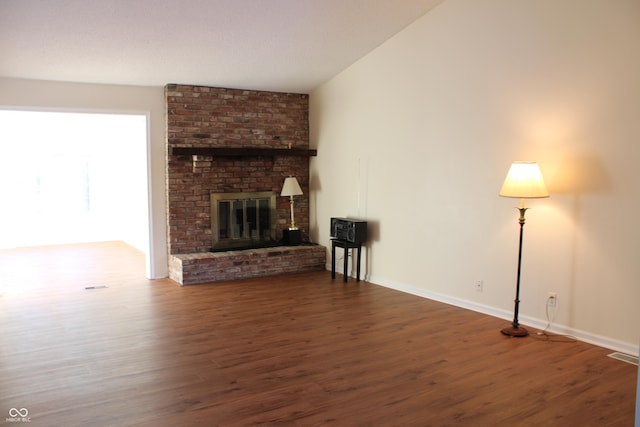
[0,109,150,267]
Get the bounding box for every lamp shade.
[499,161,549,199]
[281,176,303,197]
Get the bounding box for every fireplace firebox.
[210,191,277,252]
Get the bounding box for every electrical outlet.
[475,280,483,292]
[548,292,557,307]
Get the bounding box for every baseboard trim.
[358,272,639,357]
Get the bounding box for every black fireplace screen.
[211,191,277,251]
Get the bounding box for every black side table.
[331,239,363,282]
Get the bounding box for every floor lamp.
[499,161,549,337]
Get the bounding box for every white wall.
[310,0,640,354]
[0,77,167,279]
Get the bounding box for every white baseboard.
[325,266,639,357]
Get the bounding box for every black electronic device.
[330,217,367,244]
[282,228,301,246]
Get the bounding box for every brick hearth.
[169,245,326,285]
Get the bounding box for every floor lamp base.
[501,325,529,337]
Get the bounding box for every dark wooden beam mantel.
[170,147,317,158]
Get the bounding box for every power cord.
[532,295,577,343]
[538,295,556,334]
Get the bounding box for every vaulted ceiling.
[0,0,445,93]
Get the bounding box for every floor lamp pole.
[502,204,529,337]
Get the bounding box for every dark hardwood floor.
[0,242,636,426]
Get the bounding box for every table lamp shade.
[281,177,303,197]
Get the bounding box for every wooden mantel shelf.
[170,147,317,157]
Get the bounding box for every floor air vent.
[84,285,108,290]
[607,352,638,366]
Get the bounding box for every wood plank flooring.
[0,242,636,426]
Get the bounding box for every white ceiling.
[0,0,444,93]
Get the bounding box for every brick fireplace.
[165,84,325,285]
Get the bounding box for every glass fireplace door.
[211,191,276,251]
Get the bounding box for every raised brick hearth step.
[169,245,326,285]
